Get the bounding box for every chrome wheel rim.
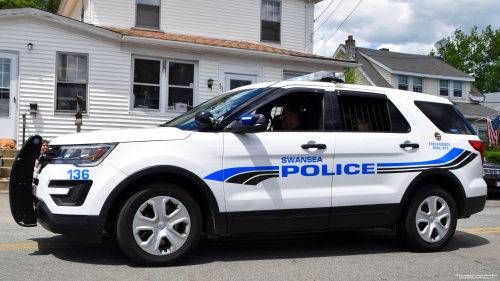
[415,195,451,243]
[132,196,191,256]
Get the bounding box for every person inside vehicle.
[354,116,370,132]
[280,106,301,130]
[34,140,49,168]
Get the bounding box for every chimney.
[379,48,389,51]
[345,35,356,60]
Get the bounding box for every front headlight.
[50,143,117,167]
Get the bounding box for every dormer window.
[261,0,281,43]
[136,0,160,29]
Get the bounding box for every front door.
[0,52,18,140]
[225,74,257,91]
[221,87,335,234]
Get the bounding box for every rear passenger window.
[415,101,475,135]
[335,93,410,133]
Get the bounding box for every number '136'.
[67,169,89,179]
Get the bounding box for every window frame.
[439,79,449,97]
[397,75,425,93]
[54,51,89,114]
[130,56,198,115]
[438,79,464,99]
[331,90,411,133]
[135,0,161,30]
[453,81,464,98]
[260,0,282,44]
[477,126,487,141]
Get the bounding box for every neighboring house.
[334,35,496,140]
[0,1,359,144]
[483,92,500,111]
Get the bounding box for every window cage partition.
[337,94,392,132]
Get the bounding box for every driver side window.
[254,91,327,132]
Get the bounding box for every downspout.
[305,0,312,53]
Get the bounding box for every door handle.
[400,143,419,148]
[302,144,327,149]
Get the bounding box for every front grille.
[484,168,500,179]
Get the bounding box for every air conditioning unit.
[58,100,70,110]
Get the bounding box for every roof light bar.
[287,71,345,83]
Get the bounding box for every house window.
[477,127,487,141]
[56,53,88,112]
[133,58,161,110]
[453,81,463,98]
[261,0,281,43]
[136,0,160,29]
[132,58,195,113]
[168,62,194,111]
[398,75,425,93]
[398,75,408,90]
[439,80,449,97]
[413,77,423,93]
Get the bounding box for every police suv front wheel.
[396,185,457,252]
[116,183,201,266]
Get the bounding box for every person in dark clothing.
[281,106,301,130]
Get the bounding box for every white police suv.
[10,73,486,266]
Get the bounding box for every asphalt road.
[0,193,499,281]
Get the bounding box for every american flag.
[487,115,500,147]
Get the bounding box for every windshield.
[163,87,266,130]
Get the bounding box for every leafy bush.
[485,151,500,165]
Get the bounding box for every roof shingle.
[104,27,354,63]
[357,47,473,79]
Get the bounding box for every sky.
[313,0,500,57]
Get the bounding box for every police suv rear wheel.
[116,183,201,266]
[396,185,457,252]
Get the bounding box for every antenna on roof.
[434,39,448,57]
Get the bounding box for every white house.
[0,1,359,144]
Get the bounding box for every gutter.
[122,36,361,68]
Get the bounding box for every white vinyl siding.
[93,0,135,28]
[0,21,178,143]
[390,74,397,88]
[90,0,307,53]
[264,67,283,82]
[425,78,438,96]
[369,60,391,84]
[198,60,220,104]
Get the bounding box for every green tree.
[430,26,500,93]
[0,0,61,13]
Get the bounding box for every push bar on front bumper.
[9,135,42,227]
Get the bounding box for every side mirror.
[195,110,214,126]
[226,114,267,133]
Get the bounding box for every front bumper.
[36,200,105,243]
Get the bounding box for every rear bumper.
[461,195,487,218]
[36,200,105,243]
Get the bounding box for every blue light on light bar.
[451,129,458,132]
[241,116,253,121]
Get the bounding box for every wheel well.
[104,172,212,235]
[401,173,465,218]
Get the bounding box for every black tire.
[116,182,201,266]
[396,185,457,252]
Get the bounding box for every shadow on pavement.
[26,228,490,267]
